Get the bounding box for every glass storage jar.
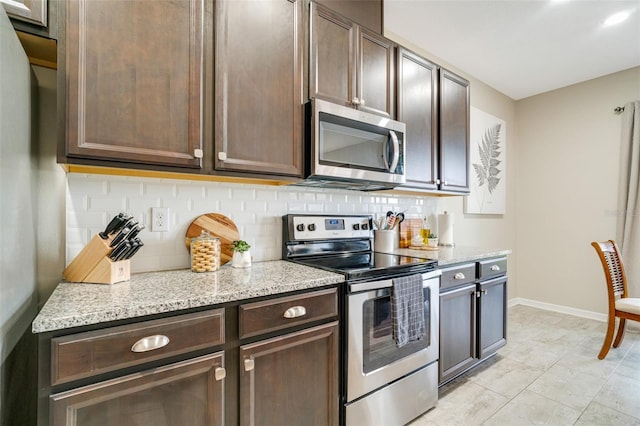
[190,231,221,272]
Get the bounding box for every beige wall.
[386,31,520,296]
[515,66,640,317]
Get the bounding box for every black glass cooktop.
[293,251,437,282]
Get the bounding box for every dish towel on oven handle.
[391,274,425,347]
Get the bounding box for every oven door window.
[362,287,431,374]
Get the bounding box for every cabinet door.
[215,0,303,176]
[64,0,210,168]
[309,3,356,108]
[51,352,225,426]
[397,48,438,189]
[239,322,339,426]
[438,68,470,193]
[1,0,46,26]
[478,276,507,359]
[439,283,477,384]
[357,26,395,118]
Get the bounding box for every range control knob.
[296,224,305,232]
[308,223,316,231]
[353,224,360,230]
[361,223,369,230]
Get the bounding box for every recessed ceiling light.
[603,11,631,27]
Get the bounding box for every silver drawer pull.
[215,367,226,381]
[491,265,501,271]
[131,335,170,353]
[244,358,255,372]
[454,272,466,280]
[283,306,307,319]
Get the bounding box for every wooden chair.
[591,240,640,359]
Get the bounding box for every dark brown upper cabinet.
[396,47,438,190]
[439,68,470,193]
[214,0,304,177]
[310,3,395,118]
[313,0,382,34]
[62,0,211,168]
[2,0,46,26]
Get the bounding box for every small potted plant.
[427,233,439,248]
[231,240,252,268]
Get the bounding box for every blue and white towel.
[391,274,426,347]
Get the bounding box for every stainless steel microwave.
[297,99,406,191]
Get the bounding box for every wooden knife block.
[63,234,131,284]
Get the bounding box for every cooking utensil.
[100,213,127,239]
[110,227,131,247]
[185,213,240,265]
[110,241,131,260]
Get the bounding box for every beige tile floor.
[411,304,640,425]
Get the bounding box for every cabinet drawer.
[51,309,225,386]
[239,288,338,339]
[440,263,476,290]
[478,257,508,279]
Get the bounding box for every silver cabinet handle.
[351,97,361,106]
[491,265,500,271]
[283,306,307,319]
[244,358,255,372]
[194,148,203,159]
[218,152,227,161]
[454,272,466,280]
[215,367,226,381]
[131,335,170,353]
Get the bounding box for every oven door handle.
[349,270,441,293]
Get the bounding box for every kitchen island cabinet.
[214,0,304,177]
[310,2,395,118]
[60,0,211,169]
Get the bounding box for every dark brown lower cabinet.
[50,352,225,426]
[439,283,477,384]
[439,259,508,385]
[478,276,508,359]
[239,322,339,426]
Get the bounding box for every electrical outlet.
[151,207,169,232]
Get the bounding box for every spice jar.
[190,231,221,272]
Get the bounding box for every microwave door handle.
[388,130,400,172]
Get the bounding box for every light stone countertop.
[32,260,344,334]
[389,245,511,266]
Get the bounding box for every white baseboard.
[508,297,607,323]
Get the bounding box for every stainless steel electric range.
[283,214,441,426]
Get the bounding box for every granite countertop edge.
[32,260,344,334]
[392,246,512,266]
[32,248,510,334]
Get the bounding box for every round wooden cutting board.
[185,213,240,265]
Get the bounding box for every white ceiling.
[384,0,640,100]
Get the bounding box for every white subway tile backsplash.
[176,183,206,200]
[89,196,127,212]
[66,174,440,273]
[108,181,144,197]
[144,182,177,198]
